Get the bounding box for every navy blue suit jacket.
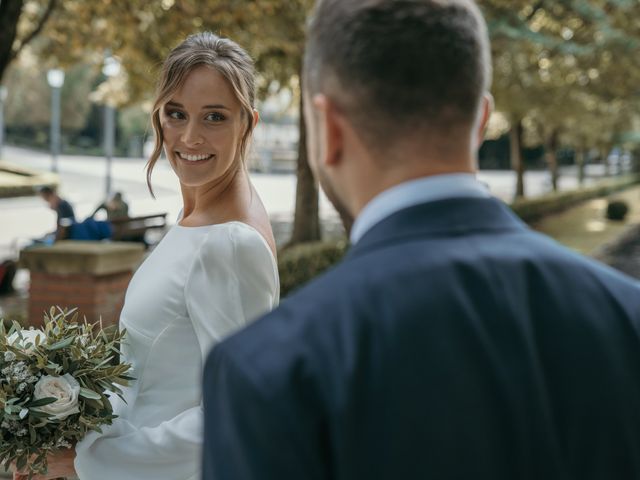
[203,197,640,479]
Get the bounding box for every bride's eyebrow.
[165,100,230,111]
[201,104,231,111]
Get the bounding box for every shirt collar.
[350,173,491,244]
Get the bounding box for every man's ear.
[312,94,344,168]
[475,93,493,149]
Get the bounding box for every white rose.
[33,374,81,420]
[7,328,46,353]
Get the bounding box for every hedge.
[278,240,349,297]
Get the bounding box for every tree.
[481,0,640,198]
[0,0,57,83]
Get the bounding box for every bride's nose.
[180,121,204,147]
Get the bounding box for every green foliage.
[278,240,349,297]
[0,307,132,477]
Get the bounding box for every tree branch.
[524,0,545,22]
[10,0,57,62]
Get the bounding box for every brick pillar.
[19,241,145,327]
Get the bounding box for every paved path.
[533,185,640,255]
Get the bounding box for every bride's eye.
[205,112,226,122]
[166,109,185,120]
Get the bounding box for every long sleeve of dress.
[185,224,280,362]
[74,223,279,480]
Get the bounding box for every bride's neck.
[180,168,251,226]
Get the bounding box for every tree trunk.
[0,0,24,83]
[544,128,560,192]
[0,0,57,84]
[602,147,610,177]
[632,148,640,175]
[576,146,586,186]
[510,119,525,199]
[288,91,321,246]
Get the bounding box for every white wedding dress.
[74,221,279,480]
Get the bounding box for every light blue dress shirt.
[350,173,491,244]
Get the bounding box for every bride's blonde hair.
[146,32,257,195]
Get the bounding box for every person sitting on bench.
[39,186,76,241]
[91,191,130,220]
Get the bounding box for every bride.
[16,32,279,480]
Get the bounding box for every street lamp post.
[47,69,65,173]
[0,86,7,160]
[103,55,121,197]
[104,104,116,196]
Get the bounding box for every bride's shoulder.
[199,221,277,267]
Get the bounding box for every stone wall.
[19,241,144,326]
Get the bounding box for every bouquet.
[0,308,133,478]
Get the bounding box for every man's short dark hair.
[304,0,491,148]
[39,186,55,196]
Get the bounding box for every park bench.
[110,213,168,247]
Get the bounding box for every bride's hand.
[12,447,76,479]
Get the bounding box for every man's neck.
[351,162,476,218]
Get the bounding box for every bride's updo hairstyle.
[146,32,257,195]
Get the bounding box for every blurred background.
[1,0,640,319]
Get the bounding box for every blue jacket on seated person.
[68,217,113,241]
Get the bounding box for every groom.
[203,0,640,478]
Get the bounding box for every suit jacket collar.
[347,197,529,259]
[350,174,491,244]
